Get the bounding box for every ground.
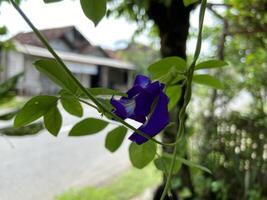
[0,104,132,200]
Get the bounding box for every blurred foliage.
[0,73,44,136]
[0,23,43,137]
[189,0,267,199]
[115,42,160,74]
[0,122,43,136]
[0,0,20,5]
[225,0,267,40]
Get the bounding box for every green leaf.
[148,57,187,79]
[34,59,80,95]
[164,154,212,174]
[166,85,181,110]
[44,106,62,136]
[129,140,157,169]
[43,0,63,3]
[80,0,106,26]
[183,0,198,7]
[193,74,224,90]
[14,96,58,127]
[154,156,182,175]
[60,91,83,117]
[69,118,108,136]
[195,60,228,70]
[97,98,114,112]
[0,73,22,99]
[157,66,186,85]
[0,110,18,121]
[176,156,212,174]
[88,87,127,97]
[0,26,7,35]
[0,123,43,136]
[105,126,127,152]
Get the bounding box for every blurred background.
[0,0,266,200]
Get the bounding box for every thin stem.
[9,0,174,147]
[159,0,207,199]
[78,98,98,110]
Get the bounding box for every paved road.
[0,105,133,200]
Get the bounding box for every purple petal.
[133,91,154,116]
[110,98,128,119]
[126,85,143,98]
[134,75,151,88]
[145,81,164,97]
[129,92,169,144]
[130,114,146,123]
[132,81,164,117]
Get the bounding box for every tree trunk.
[146,1,195,199]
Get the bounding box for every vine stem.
[159,1,207,199]
[9,0,174,147]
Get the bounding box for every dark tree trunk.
[146,1,195,199]
[147,0,192,58]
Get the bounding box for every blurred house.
[0,26,135,95]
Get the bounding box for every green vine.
[159,0,207,199]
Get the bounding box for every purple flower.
[111,75,170,144]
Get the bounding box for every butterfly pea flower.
[111,75,170,145]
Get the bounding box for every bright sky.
[0,0,140,49]
[0,0,219,51]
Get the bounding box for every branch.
[206,3,231,7]
[227,27,267,35]
[207,4,224,20]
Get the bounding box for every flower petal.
[134,75,151,88]
[130,114,146,123]
[126,85,143,98]
[110,98,128,119]
[132,81,164,117]
[133,91,154,116]
[145,81,164,97]
[129,92,169,144]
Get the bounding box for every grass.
[55,164,161,200]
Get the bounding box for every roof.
[11,26,109,57]
[15,43,135,71]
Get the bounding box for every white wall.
[6,51,24,77]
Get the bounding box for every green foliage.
[0,0,20,6]
[166,85,181,110]
[69,118,108,136]
[14,95,58,128]
[43,0,63,3]
[105,126,127,152]
[87,87,127,97]
[129,140,157,169]
[155,153,211,175]
[34,59,80,96]
[0,110,18,120]
[0,123,43,136]
[174,155,211,174]
[60,91,83,117]
[193,74,224,90]
[0,73,22,101]
[195,60,228,70]
[114,42,160,74]
[148,57,187,79]
[183,0,198,7]
[154,155,182,175]
[190,1,267,199]
[44,106,62,136]
[0,26,7,35]
[80,0,106,26]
